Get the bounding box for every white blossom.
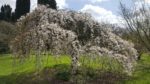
[11,6,138,75]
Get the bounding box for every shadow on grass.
[0,64,128,84]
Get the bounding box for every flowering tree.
[11,6,138,75]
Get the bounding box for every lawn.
[0,54,72,84]
[0,54,71,76]
[0,54,150,84]
[124,53,150,84]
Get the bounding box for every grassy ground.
[0,54,71,76]
[0,54,72,84]
[0,54,149,84]
[124,53,150,84]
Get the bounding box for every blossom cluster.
[11,5,138,74]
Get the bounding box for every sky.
[0,0,149,24]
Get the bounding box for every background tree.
[38,0,57,10]
[0,21,17,53]
[15,0,30,20]
[0,12,2,20]
[11,12,15,22]
[120,1,150,57]
[0,5,12,21]
[0,5,4,20]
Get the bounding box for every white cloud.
[0,0,16,11]
[145,0,150,3]
[80,4,122,24]
[56,0,68,9]
[31,0,37,11]
[88,0,109,3]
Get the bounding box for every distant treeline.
[0,0,57,22]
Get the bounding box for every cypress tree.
[1,5,4,12]
[0,5,12,21]
[0,13,1,20]
[15,0,30,20]
[38,0,57,10]
[0,6,4,20]
[49,0,57,9]
[11,12,15,22]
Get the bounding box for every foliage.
[15,0,30,20]
[0,42,9,54]
[0,21,17,53]
[38,0,57,9]
[0,0,30,22]
[0,4,12,22]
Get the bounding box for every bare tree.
[120,0,150,54]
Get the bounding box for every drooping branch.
[11,6,138,75]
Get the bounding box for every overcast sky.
[0,0,149,24]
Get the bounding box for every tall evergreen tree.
[0,13,2,20]
[15,0,30,20]
[0,6,5,20]
[38,0,57,10]
[0,5,12,21]
[11,12,15,22]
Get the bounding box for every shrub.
[0,21,17,53]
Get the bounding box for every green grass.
[125,53,150,84]
[0,54,72,84]
[0,54,150,84]
[0,54,71,76]
[79,55,123,71]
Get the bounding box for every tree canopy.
[15,0,30,20]
[38,0,57,9]
[0,5,12,21]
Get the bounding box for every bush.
[0,42,9,53]
[0,21,16,54]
